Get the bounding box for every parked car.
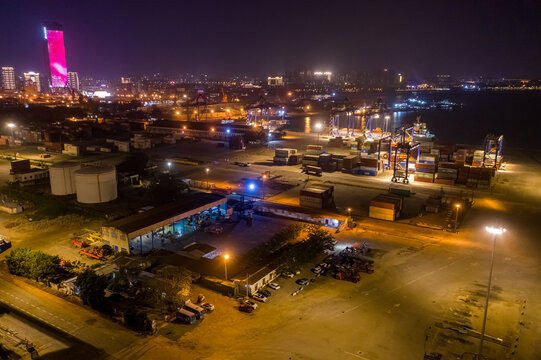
[268,283,280,290]
[243,300,258,309]
[234,161,251,167]
[200,302,214,312]
[252,293,268,303]
[296,278,309,286]
[282,272,294,278]
[311,267,321,274]
[258,289,271,297]
[239,304,254,313]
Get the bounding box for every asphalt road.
[0,272,141,359]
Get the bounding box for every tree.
[117,152,149,174]
[6,248,63,284]
[146,174,189,205]
[123,308,151,332]
[241,223,304,267]
[76,269,107,311]
[154,265,193,310]
[271,225,334,272]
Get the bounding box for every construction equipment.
[72,239,89,248]
[391,140,420,184]
[334,271,360,283]
[482,134,503,169]
[79,245,113,261]
[85,232,103,243]
[79,249,105,261]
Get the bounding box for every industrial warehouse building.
[101,193,227,254]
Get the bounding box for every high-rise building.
[23,72,41,93]
[267,76,283,86]
[43,22,68,88]
[1,67,16,90]
[68,72,79,91]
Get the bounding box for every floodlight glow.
[248,183,256,190]
[485,226,506,235]
[226,129,231,133]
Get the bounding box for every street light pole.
[206,168,210,189]
[455,204,461,231]
[478,226,506,359]
[224,254,229,280]
[315,123,322,144]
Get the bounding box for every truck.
[0,237,11,254]
[175,308,197,324]
[183,300,206,320]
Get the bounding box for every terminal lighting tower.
[478,226,506,359]
[43,22,68,89]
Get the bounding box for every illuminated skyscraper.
[1,67,16,90]
[23,72,41,93]
[68,72,79,91]
[43,22,68,89]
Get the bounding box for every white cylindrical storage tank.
[49,161,81,195]
[75,166,117,204]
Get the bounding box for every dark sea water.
[288,90,541,150]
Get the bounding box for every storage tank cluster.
[49,163,118,204]
[49,161,81,195]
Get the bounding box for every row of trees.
[272,225,335,272]
[242,223,304,267]
[6,248,68,284]
[242,223,334,272]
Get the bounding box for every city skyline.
[1,0,540,80]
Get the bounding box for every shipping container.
[369,207,395,221]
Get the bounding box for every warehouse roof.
[107,192,226,236]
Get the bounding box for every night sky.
[1,0,540,79]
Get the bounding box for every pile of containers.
[306,144,323,155]
[456,166,470,185]
[288,153,303,165]
[342,155,359,172]
[328,137,344,148]
[369,194,403,221]
[299,183,334,209]
[302,154,319,167]
[435,162,458,185]
[273,148,297,165]
[414,154,437,183]
[357,156,380,176]
[414,163,436,183]
[467,168,494,189]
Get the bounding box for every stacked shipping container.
[369,194,403,221]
